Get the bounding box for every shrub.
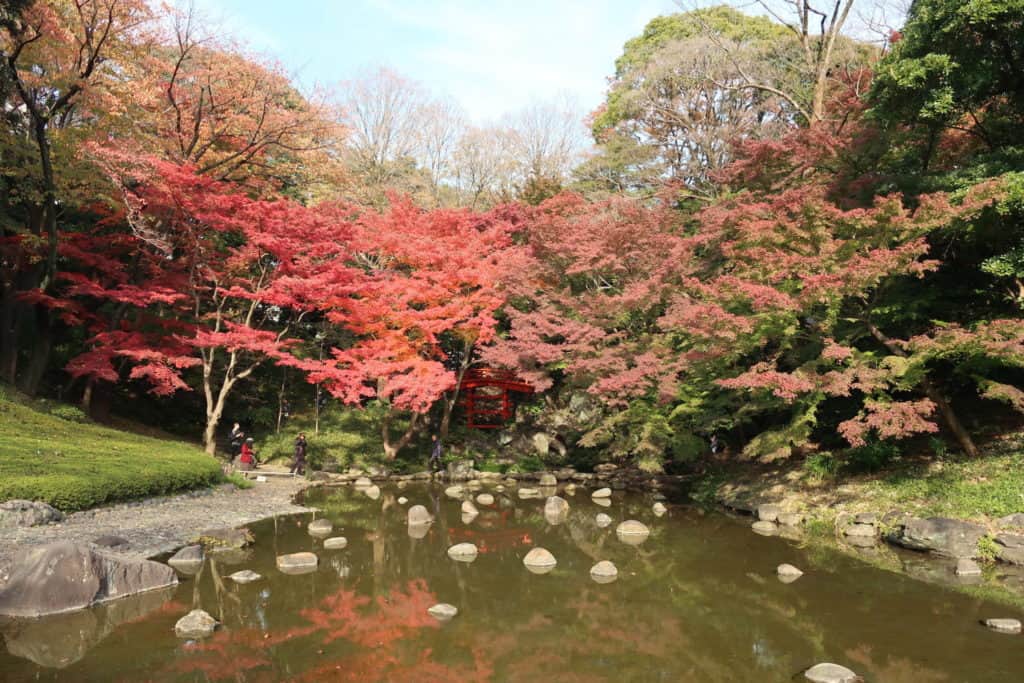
[803,452,839,481]
[49,404,90,423]
[844,439,901,474]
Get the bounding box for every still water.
[2,482,1024,682]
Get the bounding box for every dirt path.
[0,471,313,570]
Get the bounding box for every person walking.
[428,434,443,472]
[229,422,245,456]
[290,433,307,476]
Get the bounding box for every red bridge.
[458,367,535,429]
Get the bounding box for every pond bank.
[0,472,311,584]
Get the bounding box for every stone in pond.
[308,519,333,537]
[407,505,432,526]
[444,485,465,499]
[167,544,205,575]
[518,487,542,499]
[653,502,667,517]
[955,558,982,577]
[447,543,478,562]
[777,564,803,583]
[751,521,777,535]
[538,473,557,487]
[461,511,478,525]
[495,485,506,493]
[595,513,613,528]
[804,662,861,683]
[523,547,557,574]
[228,570,262,583]
[591,487,612,499]
[354,476,372,487]
[0,542,177,618]
[461,500,479,516]
[616,520,650,545]
[757,504,781,523]
[175,609,218,639]
[476,493,494,506]
[984,618,1022,634]
[407,522,430,539]
[364,484,381,500]
[324,537,348,550]
[428,603,458,621]
[888,516,985,559]
[545,496,570,516]
[398,496,409,505]
[593,496,612,508]
[276,552,318,575]
[590,560,618,584]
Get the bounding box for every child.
[238,437,257,470]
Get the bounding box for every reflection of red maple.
[164,579,492,681]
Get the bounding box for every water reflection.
[2,483,1024,682]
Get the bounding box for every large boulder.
[0,542,177,618]
[995,533,1024,565]
[0,500,63,528]
[174,609,218,639]
[887,517,986,558]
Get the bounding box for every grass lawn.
[0,389,223,512]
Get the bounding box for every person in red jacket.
[238,438,256,470]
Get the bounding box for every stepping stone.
[591,488,611,498]
[984,618,1022,634]
[777,564,803,583]
[476,493,494,506]
[324,537,348,550]
[804,663,860,682]
[277,552,318,575]
[398,497,409,505]
[595,513,612,528]
[167,545,204,575]
[461,500,479,516]
[447,543,478,562]
[523,547,557,574]
[174,609,218,639]
[652,502,667,516]
[308,519,333,537]
[444,486,465,499]
[407,505,432,525]
[616,520,650,545]
[757,504,781,522]
[354,476,372,487]
[777,512,804,526]
[844,523,875,537]
[590,560,618,584]
[428,603,458,620]
[228,570,262,584]
[751,521,777,535]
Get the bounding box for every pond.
[2,482,1024,681]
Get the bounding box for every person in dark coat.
[290,433,307,476]
[230,423,245,456]
[428,434,443,472]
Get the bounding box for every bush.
[49,404,90,423]
[803,452,839,481]
[844,440,901,474]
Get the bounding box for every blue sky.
[191,0,680,123]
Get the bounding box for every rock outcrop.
[0,500,64,528]
[0,542,177,618]
[887,517,986,558]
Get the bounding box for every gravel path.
[0,472,313,568]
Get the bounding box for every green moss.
[0,389,222,512]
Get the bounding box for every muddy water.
[2,483,1023,682]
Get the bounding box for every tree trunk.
[381,410,420,460]
[19,308,51,396]
[867,322,979,458]
[439,342,474,442]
